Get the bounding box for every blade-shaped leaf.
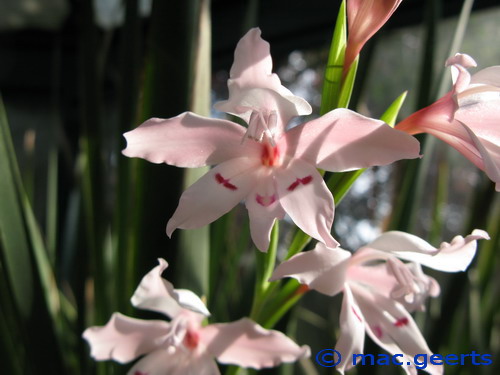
[320,0,347,114]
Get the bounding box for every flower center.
[386,258,421,303]
[261,142,280,167]
[183,329,200,350]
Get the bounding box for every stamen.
[159,315,187,348]
[387,258,419,303]
[241,110,278,146]
[215,173,238,190]
[287,175,313,191]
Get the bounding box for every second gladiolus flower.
[397,53,500,191]
[271,229,488,374]
[83,259,310,374]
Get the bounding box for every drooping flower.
[396,53,500,191]
[270,230,489,374]
[123,28,421,251]
[83,259,310,375]
[344,0,403,73]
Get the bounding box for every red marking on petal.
[394,317,409,327]
[287,180,300,191]
[373,325,383,339]
[287,175,313,191]
[134,372,147,375]
[352,307,363,323]
[301,175,313,185]
[184,329,200,349]
[256,194,277,207]
[215,173,238,190]
[215,173,225,184]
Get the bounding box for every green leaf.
[337,56,358,109]
[380,91,408,127]
[0,95,68,373]
[250,222,279,320]
[320,0,346,114]
[177,0,211,300]
[0,95,34,318]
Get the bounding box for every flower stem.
[250,222,279,319]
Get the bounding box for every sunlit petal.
[83,313,169,363]
[270,243,350,296]
[275,159,338,247]
[283,108,420,172]
[131,258,210,318]
[167,157,260,236]
[123,112,260,167]
[201,318,310,369]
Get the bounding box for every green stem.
[250,222,279,319]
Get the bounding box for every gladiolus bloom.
[396,54,500,191]
[83,259,310,375]
[123,28,421,251]
[271,230,488,374]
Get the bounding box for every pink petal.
[127,347,220,375]
[334,285,365,374]
[245,171,286,252]
[283,108,420,172]
[131,259,210,318]
[347,262,398,299]
[352,284,442,375]
[122,112,260,167]
[446,54,475,93]
[470,65,500,87]
[446,53,477,70]
[269,243,350,296]
[200,318,310,369]
[395,92,457,136]
[364,230,489,272]
[82,313,169,363]
[361,231,438,256]
[460,122,500,191]
[166,157,261,237]
[214,28,311,130]
[275,159,338,247]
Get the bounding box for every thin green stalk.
[250,222,279,319]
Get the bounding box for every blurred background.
[0,0,499,374]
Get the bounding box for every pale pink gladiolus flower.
[397,53,500,191]
[344,0,403,73]
[271,230,489,374]
[123,28,421,251]
[83,259,310,375]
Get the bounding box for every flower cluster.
[83,2,497,373]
